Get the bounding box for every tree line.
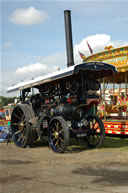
[0,96,17,107]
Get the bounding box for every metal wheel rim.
[49,119,65,151]
[12,107,27,146]
[87,117,101,146]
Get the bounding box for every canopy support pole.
[119,83,121,99]
[125,71,127,99]
[113,76,115,105]
[103,78,106,120]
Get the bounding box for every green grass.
[5,136,128,151]
[32,136,128,151]
[68,136,128,152]
[102,136,128,150]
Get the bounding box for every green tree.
[0,96,16,106]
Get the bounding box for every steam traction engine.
[7,10,117,153]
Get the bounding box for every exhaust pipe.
[64,10,75,67]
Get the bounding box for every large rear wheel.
[11,104,35,148]
[48,116,69,153]
[86,115,105,148]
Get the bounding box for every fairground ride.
[83,45,128,136]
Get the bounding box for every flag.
[86,40,93,55]
[78,51,86,60]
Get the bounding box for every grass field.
[102,136,128,150]
[4,135,128,152]
[67,136,128,152]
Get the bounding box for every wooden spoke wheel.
[11,104,35,148]
[86,115,105,148]
[48,116,69,153]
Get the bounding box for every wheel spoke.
[52,127,56,133]
[92,119,96,127]
[13,113,21,120]
[55,122,59,131]
[21,135,26,143]
[59,136,64,143]
[95,125,100,131]
[13,122,20,126]
[60,139,63,147]
[59,128,64,134]
[96,134,100,139]
[52,132,56,139]
[17,133,24,142]
[15,130,21,135]
[52,136,56,142]
[91,132,99,145]
[56,142,60,149]
[94,121,99,130]
[55,139,59,147]
[93,136,97,145]
[90,121,93,129]
[21,114,25,122]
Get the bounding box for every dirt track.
[0,141,128,193]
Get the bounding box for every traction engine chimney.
[64,10,75,67]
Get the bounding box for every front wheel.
[86,115,105,148]
[11,104,35,148]
[48,116,69,153]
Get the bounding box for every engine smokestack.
[64,10,75,67]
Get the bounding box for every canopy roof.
[84,46,128,73]
[7,61,117,93]
[83,46,128,84]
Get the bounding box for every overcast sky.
[1,0,128,96]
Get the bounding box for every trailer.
[7,10,117,153]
